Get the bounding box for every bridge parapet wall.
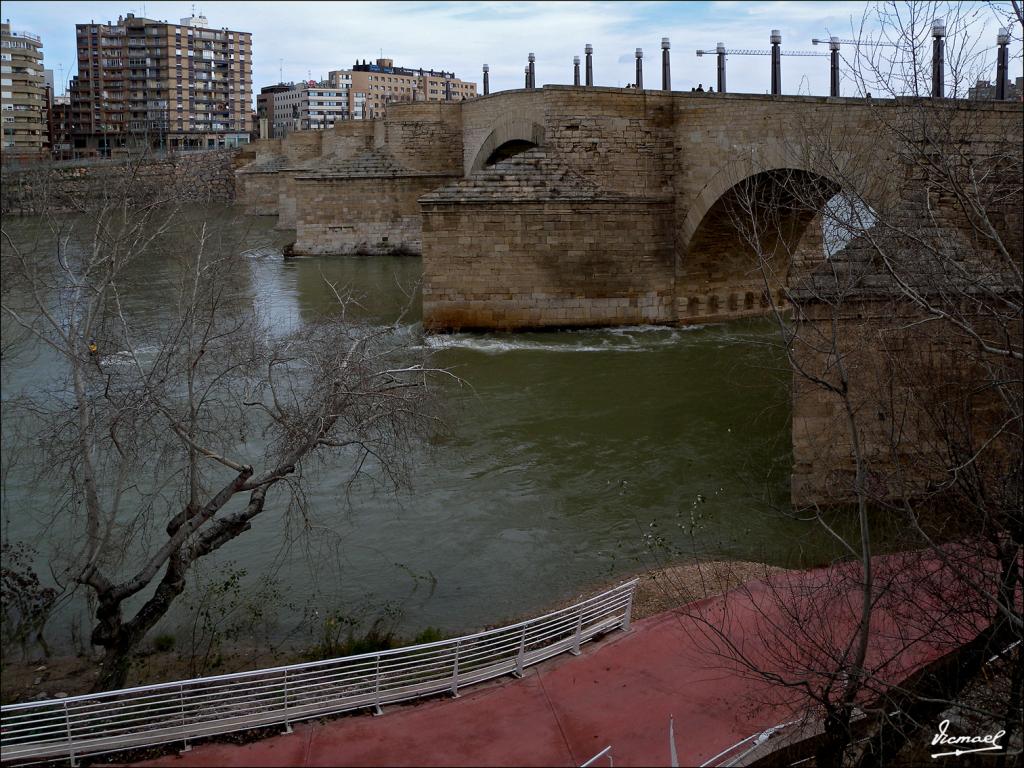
[379,102,464,174]
[542,87,676,198]
[322,121,375,160]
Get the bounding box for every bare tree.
[1,159,447,691]
[671,3,1021,765]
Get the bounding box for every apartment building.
[267,81,351,137]
[968,76,1023,101]
[1,22,47,158]
[328,58,476,119]
[48,93,72,158]
[256,82,290,138]
[69,12,252,155]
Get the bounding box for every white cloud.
[3,1,1018,101]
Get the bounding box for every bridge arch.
[469,118,546,173]
[676,158,855,323]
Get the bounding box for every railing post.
[179,684,191,753]
[622,587,634,632]
[372,655,383,716]
[451,641,461,697]
[515,626,527,677]
[282,669,293,733]
[571,607,584,655]
[64,700,77,768]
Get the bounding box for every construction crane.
[696,31,827,95]
[810,37,898,96]
[811,37,897,47]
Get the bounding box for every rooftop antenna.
[279,58,283,83]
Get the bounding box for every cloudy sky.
[4,1,1018,101]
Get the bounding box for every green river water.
[0,209,863,652]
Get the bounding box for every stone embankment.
[1,149,246,214]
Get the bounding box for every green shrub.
[411,627,444,645]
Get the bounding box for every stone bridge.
[236,88,1021,507]
[237,86,1019,330]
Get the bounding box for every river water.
[1,209,857,651]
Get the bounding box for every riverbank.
[0,559,780,705]
[124,550,982,767]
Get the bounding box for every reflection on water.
[1,208,865,649]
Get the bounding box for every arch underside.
[677,169,839,323]
[485,139,537,167]
[469,119,546,174]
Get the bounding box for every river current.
[1,209,858,652]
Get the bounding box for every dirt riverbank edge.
[1,559,782,705]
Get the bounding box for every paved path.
[134,554,984,767]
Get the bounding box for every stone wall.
[790,298,1021,507]
[322,121,375,160]
[422,199,673,329]
[293,172,454,256]
[421,148,673,330]
[236,106,463,244]
[378,102,463,173]
[2,149,240,214]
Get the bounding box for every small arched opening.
[484,139,538,167]
[469,119,546,174]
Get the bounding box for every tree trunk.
[816,707,854,768]
[90,553,190,693]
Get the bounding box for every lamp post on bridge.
[482,64,489,96]
[770,29,782,95]
[931,18,945,98]
[996,27,1009,100]
[829,37,840,97]
[528,52,536,89]
[573,56,581,86]
[716,43,726,93]
[662,38,671,91]
[585,44,594,86]
[635,48,643,89]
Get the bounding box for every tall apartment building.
[69,13,252,155]
[1,22,47,158]
[328,58,476,120]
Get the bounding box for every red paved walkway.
[134,553,990,767]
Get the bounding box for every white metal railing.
[699,720,799,767]
[1,580,637,766]
[581,745,614,766]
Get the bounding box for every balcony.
[8,30,42,43]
